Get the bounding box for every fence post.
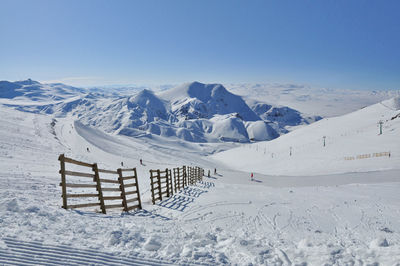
[93,163,106,214]
[157,169,162,201]
[134,168,142,210]
[183,166,187,188]
[58,154,68,209]
[168,169,173,196]
[177,168,180,192]
[117,168,128,212]
[173,168,177,193]
[150,170,156,204]
[165,168,170,197]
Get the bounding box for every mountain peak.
[382,96,400,110]
[14,79,40,86]
[159,81,227,103]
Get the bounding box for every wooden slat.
[105,203,123,209]
[126,197,138,203]
[65,193,99,198]
[120,168,134,172]
[99,178,119,184]
[61,183,97,188]
[154,196,161,201]
[125,191,137,196]
[103,196,122,200]
[62,157,93,168]
[62,170,95,178]
[121,176,135,180]
[97,169,118,174]
[67,202,100,209]
[127,204,140,211]
[102,187,121,192]
[123,183,136,188]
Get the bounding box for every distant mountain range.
[1,79,322,143]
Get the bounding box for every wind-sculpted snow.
[1,80,321,143]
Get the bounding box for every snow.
[213,99,400,176]
[1,80,400,264]
[227,83,400,117]
[2,80,321,144]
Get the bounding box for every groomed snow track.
[0,237,202,266]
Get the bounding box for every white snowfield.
[213,97,400,176]
[1,87,400,264]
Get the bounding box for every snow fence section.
[58,154,204,214]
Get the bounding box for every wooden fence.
[58,154,142,214]
[150,166,204,204]
[344,151,391,161]
[173,166,187,193]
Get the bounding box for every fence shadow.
[123,209,171,221]
[157,195,195,212]
[157,184,212,212]
[196,181,215,189]
[181,187,208,198]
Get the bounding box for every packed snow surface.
[1,80,400,264]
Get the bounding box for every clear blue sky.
[1,0,399,89]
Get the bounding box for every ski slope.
[1,98,400,264]
[213,97,400,176]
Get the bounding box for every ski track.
[0,237,179,266]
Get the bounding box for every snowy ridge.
[1,80,321,143]
[227,83,400,117]
[0,79,85,103]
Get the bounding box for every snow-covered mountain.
[0,79,85,103]
[227,83,400,117]
[1,80,321,143]
[213,96,400,175]
[1,80,400,265]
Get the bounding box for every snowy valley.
[1,79,400,265]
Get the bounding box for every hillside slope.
[213,97,400,175]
